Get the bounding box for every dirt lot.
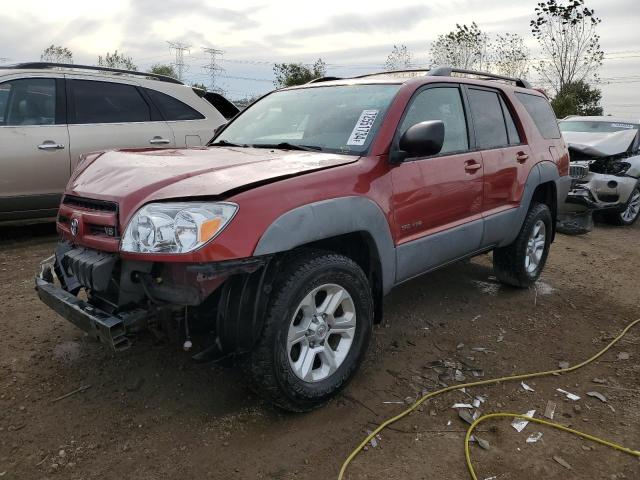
[0,221,638,480]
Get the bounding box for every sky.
[1,0,638,117]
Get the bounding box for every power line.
[167,41,190,82]
[202,47,224,93]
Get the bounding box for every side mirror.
[396,120,445,160]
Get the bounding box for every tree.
[550,80,603,117]
[531,0,604,95]
[191,82,208,91]
[429,23,490,70]
[41,45,73,64]
[491,33,530,78]
[150,64,177,79]
[97,50,137,71]
[385,45,412,71]
[273,59,326,88]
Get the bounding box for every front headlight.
[120,202,238,253]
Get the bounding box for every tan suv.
[0,62,238,223]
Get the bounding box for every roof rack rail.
[355,66,532,89]
[307,76,342,84]
[4,62,184,85]
[427,66,532,89]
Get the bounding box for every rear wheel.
[493,202,552,288]
[243,251,373,412]
[603,186,640,226]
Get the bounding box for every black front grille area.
[62,247,118,291]
[62,195,118,213]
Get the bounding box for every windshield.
[214,84,401,155]
[560,120,639,133]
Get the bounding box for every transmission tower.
[167,41,191,81]
[202,47,225,93]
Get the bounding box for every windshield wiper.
[251,142,323,152]
[209,139,247,147]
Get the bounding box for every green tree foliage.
[531,0,604,95]
[551,80,603,117]
[97,50,137,71]
[273,59,326,88]
[150,64,177,79]
[41,45,73,64]
[385,45,412,71]
[429,23,490,70]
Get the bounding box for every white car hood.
[563,129,637,157]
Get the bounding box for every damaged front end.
[36,241,274,360]
[558,123,640,232]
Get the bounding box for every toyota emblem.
[70,218,79,237]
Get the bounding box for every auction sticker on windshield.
[347,110,379,146]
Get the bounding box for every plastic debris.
[470,435,490,450]
[544,400,556,420]
[452,403,474,409]
[511,410,536,432]
[526,432,543,443]
[557,388,580,401]
[455,369,466,382]
[558,361,570,369]
[586,391,607,403]
[521,382,535,392]
[382,401,404,404]
[591,378,606,384]
[617,352,630,360]
[458,410,475,425]
[553,455,572,470]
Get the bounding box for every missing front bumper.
[35,265,146,351]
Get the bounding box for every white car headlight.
[121,202,238,254]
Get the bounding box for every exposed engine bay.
[557,118,640,233]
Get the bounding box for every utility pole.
[167,41,190,81]
[202,47,224,93]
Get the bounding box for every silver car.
[558,116,640,232]
[0,62,238,224]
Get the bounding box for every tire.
[603,186,640,226]
[243,250,373,412]
[493,202,552,288]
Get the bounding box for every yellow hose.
[338,317,640,479]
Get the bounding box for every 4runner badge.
[70,218,79,237]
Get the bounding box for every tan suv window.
[0,78,56,126]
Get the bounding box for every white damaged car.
[558,116,640,232]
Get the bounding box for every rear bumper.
[35,266,141,351]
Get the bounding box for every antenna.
[202,47,224,93]
[167,41,190,81]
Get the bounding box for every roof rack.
[4,62,184,85]
[306,76,343,84]
[356,66,532,89]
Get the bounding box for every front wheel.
[603,186,640,226]
[493,202,552,288]
[243,251,373,412]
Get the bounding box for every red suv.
[37,67,570,411]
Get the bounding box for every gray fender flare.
[253,197,396,294]
[500,161,560,247]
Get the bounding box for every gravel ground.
[0,221,638,479]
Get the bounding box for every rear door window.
[145,89,204,121]
[399,86,469,155]
[0,78,56,126]
[515,92,561,139]
[468,88,509,149]
[71,80,151,124]
[500,96,521,145]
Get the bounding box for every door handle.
[149,136,171,145]
[38,142,65,150]
[516,152,529,163]
[464,160,482,173]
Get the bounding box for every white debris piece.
[521,382,535,392]
[511,410,536,432]
[586,391,607,403]
[557,388,581,401]
[452,403,474,409]
[526,432,543,443]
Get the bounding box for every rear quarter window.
[145,89,205,121]
[515,92,561,139]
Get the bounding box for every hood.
[563,129,637,158]
[67,146,357,213]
